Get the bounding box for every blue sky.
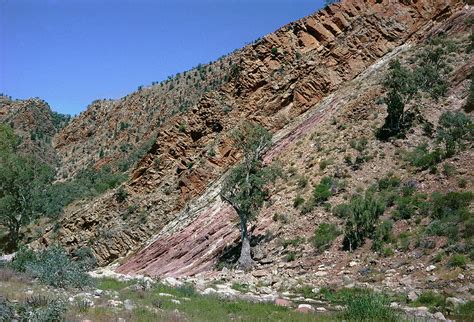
[1,0,324,115]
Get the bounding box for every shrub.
[381,246,394,257]
[342,192,386,251]
[312,223,340,252]
[175,283,196,297]
[332,203,351,218]
[413,37,454,99]
[313,176,334,204]
[11,246,93,289]
[0,297,14,321]
[10,247,36,272]
[437,111,473,157]
[405,143,443,171]
[376,60,416,140]
[286,252,296,262]
[300,199,315,214]
[293,195,305,208]
[412,291,446,311]
[431,191,473,220]
[115,186,128,203]
[397,232,411,252]
[372,221,393,252]
[377,175,401,191]
[342,293,398,322]
[319,159,333,170]
[297,176,308,189]
[17,296,67,321]
[449,254,467,268]
[458,301,474,319]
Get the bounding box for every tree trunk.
[6,221,20,252]
[237,219,254,270]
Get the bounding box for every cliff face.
[35,0,465,271]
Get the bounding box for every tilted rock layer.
[34,0,467,276]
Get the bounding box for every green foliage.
[431,191,472,220]
[293,195,305,208]
[9,247,36,272]
[377,37,455,140]
[412,291,445,310]
[393,193,428,220]
[51,111,71,131]
[297,176,308,189]
[342,293,399,322]
[220,122,279,267]
[332,203,351,218]
[458,301,474,320]
[0,297,14,321]
[405,143,443,171]
[10,246,94,289]
[449,254,467,268]
[425,191,472,242]
[313,176,334,205]
[35,165,127,219]
[221,122,277,223]
[376,60,416,140]
[286,252,296,262]
[312,223,340,252]
[0,125,54,250]
[17,296,68,321]
[436,111,473,157]
[342,192,386,251]
[372,221,393,252]
[281,237,304,248]
[413,36,455,99]
[382,246,394,257]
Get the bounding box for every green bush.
[397,232,411,252]
[11,246,94,289]
[342,192,386,251]
[413,36,455,99]
[372,221,393,252]
[293,195,305,208]
[342,293,399,322]
[449,254,467,268]
[17,296,67,321]
[9,247,36,272]
[437,111,473,157]
[115,186,128,203]
[458,301,474,319]
[431,191,472,220]
[405,143,443,171]
[332,203,351,218]
[0,297,14,321]
[313,176,334,204]
[412,291,445,311]
[312,223,340,252]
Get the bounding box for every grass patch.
[341,293,399,321]
[411,291,445,311]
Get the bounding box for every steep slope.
[0,95,69,166]
[34,0,465,269]
[115,4,474,304]
[54,55,237,179]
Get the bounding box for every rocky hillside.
[0,95,69,166]
[54,54,237,179]
[32,0,469,274]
